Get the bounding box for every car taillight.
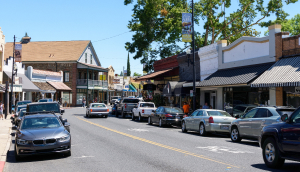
[125,104,127,109]
[107,109,109,112]
[183,115,188,118]
[209,117,214,123]
[165,114,172,117]
[91,109,93,112]
[142,109,144,113]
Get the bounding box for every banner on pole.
[182,13,192,42]
[124,70,127,76]
[15,44,22,62]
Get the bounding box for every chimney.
[21,32,31,44]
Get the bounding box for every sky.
[0,0,299,76]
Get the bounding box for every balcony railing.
[77,79,108,88]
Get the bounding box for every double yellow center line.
[76,117,239,169]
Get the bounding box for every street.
[4,108,300,172]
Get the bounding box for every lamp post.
[10,35,18,114]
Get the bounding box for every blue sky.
[0,0,299,75]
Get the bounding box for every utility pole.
[10,35,15,114]
[122,66,124,98]
[192,0,196,111]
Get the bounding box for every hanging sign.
[190,90,193,97]
[15,44,22,62]
[182,13,192,42]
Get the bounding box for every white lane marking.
[73,156,94,158]
[196,146,254,154]
[128,128,149,132]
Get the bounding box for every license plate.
[98,114,102,116]
[221,126,229,130]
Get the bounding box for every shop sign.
[295,87,300,93]
[113,79,120,84]
[182,13,192,42]
[190,90,193,97]
[99,75,106,80]
[125,85,129,88]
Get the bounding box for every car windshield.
[21,117,61,129]
[276,109,295,116]
[233,106,246,113]
[19,109,27,117]
[140,103,154,107]
[123,99,139,103]
[17,101,31,106]
[91,104,106,108]
[28,103,60,113]
[165,107,183,113]
[207,111,232,117]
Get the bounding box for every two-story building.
[4,35,108,106]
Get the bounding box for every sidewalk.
[0,114,12,172]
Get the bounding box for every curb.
[0,127,12,172]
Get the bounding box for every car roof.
[199,109,225,112]
[24,114,56,118]
[234,104,257,107]
[18,100,31,102]
[90,103,105,105]
[28,102,58,105]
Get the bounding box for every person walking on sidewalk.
[82,97,86,108]
[0,101,4,120]
[182,102,190,115]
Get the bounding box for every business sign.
[125,85,129,89]
[99,75,106,80]
[190,90,193,97]
[15,44,22,62]
[182,13,192,42]
[113,79,120,84]
[124,70,127,76]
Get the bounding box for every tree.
[263,14,300,36]
[124,0,298,72]
[133,72,142,76]
[127,52,131,76]
[120,71,123,76]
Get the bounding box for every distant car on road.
[38,98,53,102]
[232,104,257,118]
[132,102,156,121]
[182,109,236,136]
[86,103,109,118]
[116,98,141,118]
[14,113,71,161]
[259,107,300,168]
[110,96,121,104]
[230,107,293,143]
[148,106,184,127]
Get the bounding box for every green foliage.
[127,52,131,76]
[263,14,300,36]
[124,0,298,72]
[120,71,123,76]
[133,72,142,76]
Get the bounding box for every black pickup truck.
[259,107,300,169]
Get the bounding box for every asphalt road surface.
[4,108,300,172]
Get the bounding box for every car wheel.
[159,118,164,127]
[122,110,125,118]
[181,121,187,133]
[131,113,135,121]
[104,115,108,118]
[148,117,152,125]
[14,145,21,161]
[138,113,142,122]
[231,127,242,142]
[263,137,285,169]
[199,123,207,136]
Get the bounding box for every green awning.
[129,84,137,92]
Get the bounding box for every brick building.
[4,36,108,106]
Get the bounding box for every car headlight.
[57,135,70,142]
[17,139,28,145]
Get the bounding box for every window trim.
[64,71,70,82]
[90,54,93,64]
[85,53,87,63]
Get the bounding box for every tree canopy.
[124,0,298,72]
[133,72,142,76]
[263,14,300,36]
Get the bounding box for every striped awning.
[251,56,300,87]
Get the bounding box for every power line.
[92,31,131,43]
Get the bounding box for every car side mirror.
[61,109,65,114]
[64,122,70,127]
[62,118,68,124]
[281,114,289,122]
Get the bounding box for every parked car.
[38,98,53,102]
[116,98,141,118]
[86,103,109,118]
[232,104,257,118]
[15,100,31,112]
[182,109,236,136]
[14,113,71,161]
[12,105,27,125]
[148,106,184,127]
[259,107,300,168]
[230,107,294,142]
[110,96,121,104]
[26,102,68,132]
[14,108,27,127]
[128,96,135,98]
[132,102,156,121]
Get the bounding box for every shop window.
[62,92,72,105]
[64,72,70,82]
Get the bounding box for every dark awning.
[163,81,178,97]
[252,56,300,87]
[197,63,274,87]
[174,82,190,96]
[135,67,178,81]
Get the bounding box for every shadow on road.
[251,163,300,172]
[225,139,260,147]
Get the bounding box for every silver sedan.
[181,109,236,136]
[86,103,109,118]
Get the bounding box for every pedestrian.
[82,97,86,108]
[182,102,190,115]
[203,102,209,109]
[0,101,4,120]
